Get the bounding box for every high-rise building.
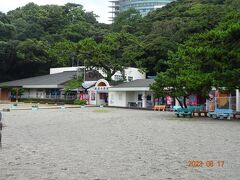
[109,1,120,21]
[109,0,175,21]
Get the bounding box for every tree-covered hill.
[141,0,239,75]
[0,3,109,82]
[150,0,240,104]
[0,0,239,86]
[112,0,239,74]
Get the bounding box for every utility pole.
[16,88,19,103]
[77,59,79,80]
[76,59,80,99]
[84,59,86,82]
[71,55,75,67]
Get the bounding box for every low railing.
[127,101,142,108]
[21,95,77,100]
[206,96,238,111]
[127,101,153,108]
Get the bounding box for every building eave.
[109,87,150,91]
[23,85,64,89]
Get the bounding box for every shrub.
[18,98,75,104]
[32,104,38,108]
[74,99,87,105]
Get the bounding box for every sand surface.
[0,107,240,180]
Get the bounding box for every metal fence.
[206,96,239,111]
[21,95,77,100]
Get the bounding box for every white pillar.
[151,94,154,107]
[206,100,209,111]
[236,89,239,111]
[142,91,147,108]
[229,94,232,110]
[175,98,180,106]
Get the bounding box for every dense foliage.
[0,0,239,101]
[64,76,83,92]
[0,3,109,82]
[150,0,240,106]
[74,99,87,105]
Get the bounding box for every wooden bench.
[233,112,240,119]
[193,110,208,117]
[208,109,234,119]
[153,105,166,111]
[189,106,207,117]
[175,108,193,118]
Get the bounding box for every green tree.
[16,39,49,63]
[15,39,51,77]
[151,6,240,107]
[48,40,77,66]
[0,21,16,41]
[0,40,18,81]
[0,2,109,82]
[151,51,212,108]
[111,8,144,35]
[11,88,24,98]
[64,77,83,93]
[77,32,144,80]
[140,0,226,75]
[176,13,240,91]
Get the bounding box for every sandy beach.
[0,107,239,180]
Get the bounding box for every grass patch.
[93,109,111,113]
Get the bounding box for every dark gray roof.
[111,79,155,88]
[0,71,77,88]
[85,70,103,81]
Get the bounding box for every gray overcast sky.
[0,0,110,23]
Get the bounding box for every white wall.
[111,67,145,81]
[92,67,146,81]
[50,67,85,74]
[126,91,137,102]
[109,91,154,108]
[22,89,49,98]
[22,89,37,98]
[236,89,240,111]
[108,91,127,107]
[51,67,146,81]
[88,89,97,105]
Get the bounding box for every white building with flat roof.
[108,79,155,108]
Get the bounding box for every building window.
[128,76,133,82]
[114,75,127,81]
[114,75,123,81]
[100,93,107,100]
[138,94,142,101]
[147,95,151,101]
[91,93,95,100]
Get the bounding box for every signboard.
[166,96,172,105]
[94,86,109,92]
[80,93,89,101]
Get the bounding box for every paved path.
[0,103,89,111]
[0,108,239,180]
